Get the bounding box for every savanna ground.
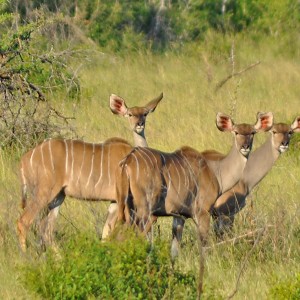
[0,35,299,299]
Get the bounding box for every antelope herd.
[16,94,300,260]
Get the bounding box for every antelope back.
[21,137,133,201]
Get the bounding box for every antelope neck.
[240,135,280,193]
[206,144,247,194]
[133,131,148,147]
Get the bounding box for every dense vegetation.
[0,0,299,299]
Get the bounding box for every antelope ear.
[145,92,163,113]
[109,94,128,116]
[291,116,300,132]
[216,113,234,132]
[254,112,274,131]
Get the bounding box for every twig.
[205,225,274,250]
[215,61,261,92]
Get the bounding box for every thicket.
[7,0,300,52]
[23,231,200,299]
[0,0,80,149]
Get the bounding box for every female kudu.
[115,112,273,241]
[170,116,300,258]
[17,93,163,252]
[115,112,273,294]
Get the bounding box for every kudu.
[170,116,300,256]
[17,93,163,252]
[101,92,163,239]
[211,116,300,235]
[115,112,273,241]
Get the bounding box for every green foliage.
[6,0,300,53]
[23,231,197,299]
[88,1,156,52]
[0,5,78,149]
[269,273,300,300]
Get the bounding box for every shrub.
[0,2,78,149]
[23,231,197,299]
[269,273,300,300]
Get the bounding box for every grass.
[0,35,300,299]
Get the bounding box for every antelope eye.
[143,113,148,117]
[272,130,277,134]
[288,131,293,135]
[128,113,133,117]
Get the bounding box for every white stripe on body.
[95,144,104,188]
[181,154,199,189]
[30,147,36,170]
[41,142,46,175]
[173,154,189,187]
[136,149,154,181]
[20,165,26,186]
[48,139,55,172]
[160,153,172,194]
[77,142,86,185]
[140,148,158,169]
[169,156,182,198]
[131,152,140,181]
[86,143,95,187]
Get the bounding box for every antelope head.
[110,93,163,134]
[271,116,300,153]
[216,112,274,157]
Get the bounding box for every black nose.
[281,141,289,146]
[137,121,144,126]
[242,144,250,150]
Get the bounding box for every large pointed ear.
[291,116,300,132]
[254,112,273,132]
[145,92,163,113]
[109,94,128,116]
[216,113,234,132]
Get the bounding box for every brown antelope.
[115,112,273,294]
[101,92,163,239]
[115,112,273,239]
[211,116,300,235]
[170,116,300,257]
[17,93,163,252]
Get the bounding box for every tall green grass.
[0,35,299,299]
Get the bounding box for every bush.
[23,231,197,299]
[269,273,300,300]
[0,2,78,149]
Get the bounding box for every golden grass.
[0,40,299,298]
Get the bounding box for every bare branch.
[205,225,274,250]
[215,61,261,92]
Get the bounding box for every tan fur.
[116,112,274,242]
[17,138,133,251]
[17,93,164,252]
[212,118,300,236]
